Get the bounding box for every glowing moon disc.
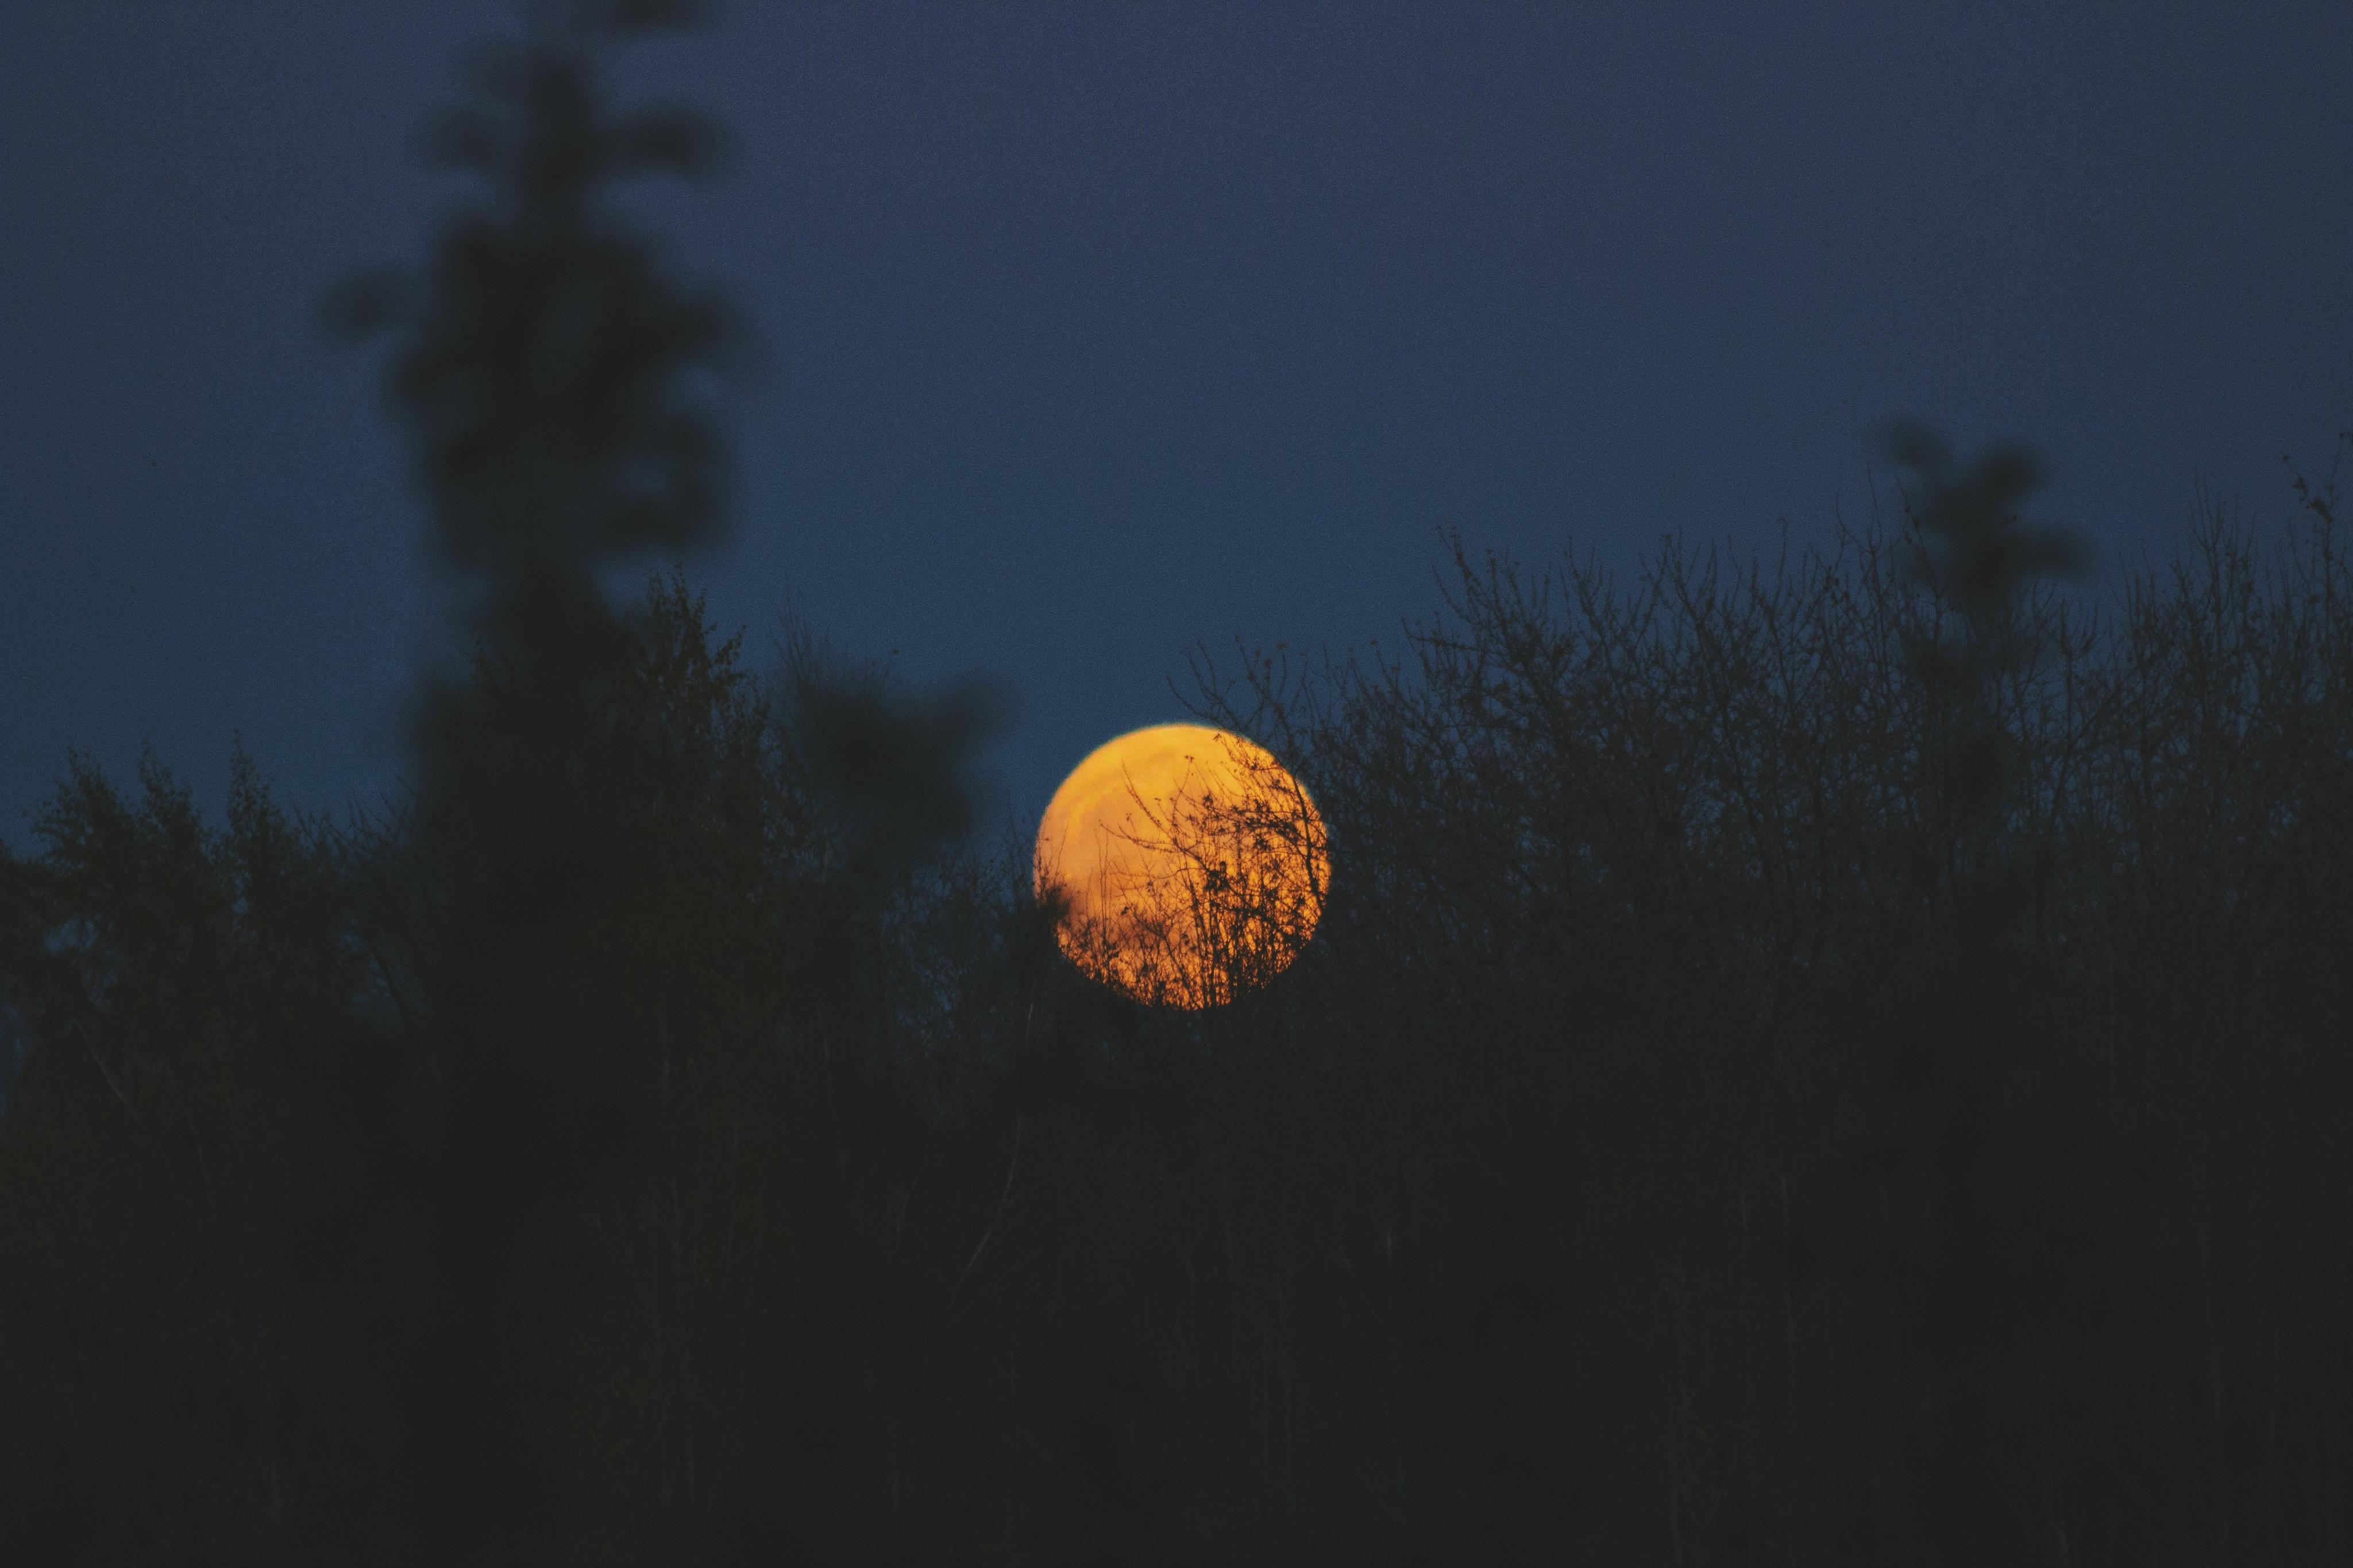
[1035,723,1329,1009]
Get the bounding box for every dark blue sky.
[6,1,2351,844]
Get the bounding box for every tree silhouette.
[325,3,755,1557]
[1873,423,2104,1565]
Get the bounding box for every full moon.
[1035,723,1329,1009]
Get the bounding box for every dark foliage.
[15,485,2346,1564]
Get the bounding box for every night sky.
[7,0,2350,845]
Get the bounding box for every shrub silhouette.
[9,448,2350,1563]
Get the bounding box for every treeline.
[5,8,2350,1564]
[7,481,2349,1565]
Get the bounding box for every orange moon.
[1035,723,1329,1009]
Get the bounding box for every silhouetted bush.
[8,456,2348,1565]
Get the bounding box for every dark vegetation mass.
[4,10,2348,1565]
